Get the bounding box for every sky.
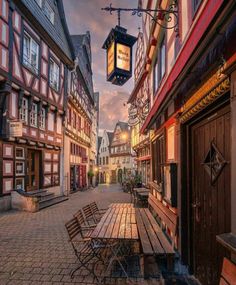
[63,0,140,133]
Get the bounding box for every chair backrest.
[74,209,87,226]
[90,202,99,214]
[220,258,236,285]
[82,204,93,220]
[65,217,82,241]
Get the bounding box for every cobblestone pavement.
[0,184,145,285]
[0,184,199,285]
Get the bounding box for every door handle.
[192,202,201,208]
[192,201,201,223]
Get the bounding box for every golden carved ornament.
[180,78,230,123]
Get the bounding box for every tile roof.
[71,33,94,102]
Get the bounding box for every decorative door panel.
[191,106,231,285]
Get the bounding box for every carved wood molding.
[180,77,230,123]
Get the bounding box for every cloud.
[63,0,140,131]
[99,90,129,130]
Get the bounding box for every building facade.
[0,0,74,210]
[90,91,99,186]
[128,31,151,187]
[110,121,135,184]
[64,32,95,192]
[98,130,113,184]
[138,0,236,284]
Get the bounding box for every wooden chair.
[220,258,236,285]
[65,217,102,280]
[82,204,99,224]
[89,202,107,220]
[73,209,96,238]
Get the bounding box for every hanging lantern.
[102,25,137,86]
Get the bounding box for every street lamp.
[102,3,179,86]
[121,132,128,141]
[102,25,137,86]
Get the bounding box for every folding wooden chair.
[65,217,103,280]
[82,204,100,224]
[73,209,96,238]
[89,202,107,220]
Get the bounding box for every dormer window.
[44,2,55,25]
[23,32,39,74]
[49,58,60,91]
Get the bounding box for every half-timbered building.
[98,130,113,184]
[138,0,236,284]
[64,32,95,192]
[128,31,151,186]
[110,121,135,183]
[0,0,74,210]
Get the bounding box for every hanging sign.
[9,121,23,137]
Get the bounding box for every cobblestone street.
[0,184,138,285]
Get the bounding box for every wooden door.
[27,149,40,192]
[191,106,231,285]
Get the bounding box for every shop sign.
[9,121,23,137]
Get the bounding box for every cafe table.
[90,205,139,282]
[109,202,134,208]
[132,188,149,206]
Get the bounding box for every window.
[106,157,108,165]
[15,178,25,191]
[160,37,166,79]
[73,112,76,129]
[152,134,165,185]
[67,107,71,125]
[153,59,158,94]
[19,97,28,123]
[15,147,25,159]
[23,32,39,74]
[103,157,105,165]
[2,0,7,18]
[34,0,42,7]
[44,2,55,24]
[39,108,46,130]
[30,103,38,127]
[15,161,25,176]
[77,115,81,131]
[153,35,166,96]
[49,58,60,91]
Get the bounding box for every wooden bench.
[136,193,178,275]
[148,193,178,248]
[220,258,236,284]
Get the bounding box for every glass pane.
[31,153,35,171]
[161,43,166,78]
[32,175,35,186]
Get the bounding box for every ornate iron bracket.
[101,2,179,32]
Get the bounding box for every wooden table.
[91,206,139,281]
[109,203,134,209]
[91,206,138,240]
[132,188,149,206]
[134,188,149,194]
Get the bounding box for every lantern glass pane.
[107,42,115,75]
[116,43,130,71]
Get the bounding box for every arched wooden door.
[190,105,231,285]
